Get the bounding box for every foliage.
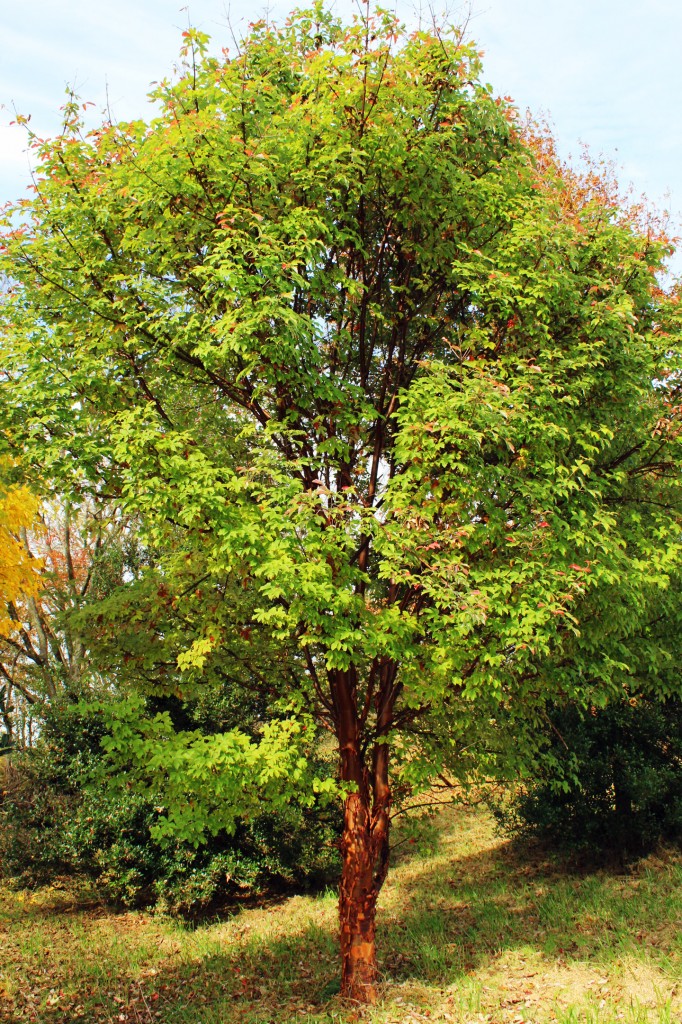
[496,696,682,858]
[0,495,150,751]
[2,2,682,999]
[0,700,340,913]
[0,459,41,641]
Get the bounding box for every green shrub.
[0,703,340,913]
[496,697,682,859]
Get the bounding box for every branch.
[390,797,456,822]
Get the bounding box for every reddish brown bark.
[333,664,394,1003]
[339,788,387,1002]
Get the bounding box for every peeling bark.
[333,664,394,1003]
[339,791,379,1001]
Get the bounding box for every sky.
[2,0,682,265]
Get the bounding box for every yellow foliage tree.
[0,467,42,636]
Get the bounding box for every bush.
[0,703,340,913]
[496,696,682,860]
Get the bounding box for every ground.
[1,807,681,1023]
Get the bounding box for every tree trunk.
[339,788,389,1002]
[333,664,393,1003]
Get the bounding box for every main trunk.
[333,666,393,1003]
[339,789,385,1002]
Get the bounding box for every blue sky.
[2,0,681,264]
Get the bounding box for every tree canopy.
[2,5,682,1001]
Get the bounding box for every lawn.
[1,806,680,1023]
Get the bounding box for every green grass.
[1,807,681,1023]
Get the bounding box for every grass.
[1,806,681,1023]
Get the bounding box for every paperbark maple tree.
[2,6,682,1002]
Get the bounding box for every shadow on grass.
[3,810,681,1023]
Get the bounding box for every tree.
[0,462,42,751]
[0,496,139,746]
[0,461,41,641]
[0,475,39,624]
[2,5,682,1002]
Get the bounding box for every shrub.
[0,703,340,913]
[496,696,682,859]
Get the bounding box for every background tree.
[0,463,41,637]
[2,6,682,1002]
[0,496,140,746]
[0,460,43,748]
